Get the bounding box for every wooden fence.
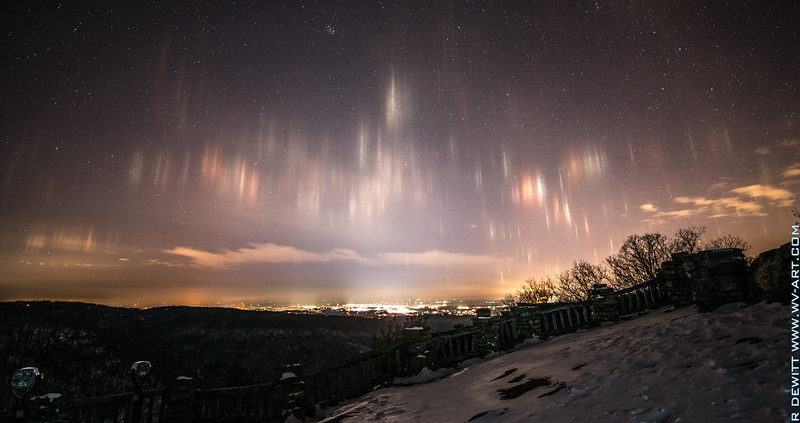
[538,302,594,336]
[616,279,664,316]
[193,383,286,422]
[71,388,169,423]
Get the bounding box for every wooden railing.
[193,383,285,422]
[430,327,480,365]
[8,387,170,423]
[304,342,405,406]
[76,388,169,423]
[616,279,664,316]
[538,302,594,337]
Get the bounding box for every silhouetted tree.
[555,260,610,302]
[670,226,706,254]
[515,277,556,304]
[707,234,751,251]
[501,293,517,307]
[606,232,671,288]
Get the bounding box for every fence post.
[472,311,503,354]
[130,393,143,423]
[129,361,152,423]
[277,363,308,421]
[166,370,202,422]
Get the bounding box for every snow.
[30,393,61,403]
[317,302,788,422]
[393,367,458,386]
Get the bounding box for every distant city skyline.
[1,1,798,305]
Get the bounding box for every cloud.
[673,195,765,218]
[164,243,507,270]
[730,184,794,207]
[165,243,368,269]
[640,203,658,213]
[642,182,795,221]
[753,146,771,155]
[783,164,800,179]
[143,258,185,268]
[753,139,800,156]
[780,139,800,149]
[648,207,702,219]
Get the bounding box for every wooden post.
[130,393,143,423]
[166,370,202,422]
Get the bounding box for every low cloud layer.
[640,183,793,220]
[165,244,367,268]
[164,243,508,270]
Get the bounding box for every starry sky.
[1,1,798,306]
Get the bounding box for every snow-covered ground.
[316,302,789,422]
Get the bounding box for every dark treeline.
[507,226,751,304]
[0,301,395,408]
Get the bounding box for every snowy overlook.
[318,301,788,422]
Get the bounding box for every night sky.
[2,1,798,306]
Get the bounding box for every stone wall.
[748,242,792,304]
[509,305,541,340]
[660,248,751,312]
[590,284,620,323]
[472,316,504,354]
[659,252,694,306]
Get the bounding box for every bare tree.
[554,260,610,302]
[670,226,706,254]
[707,234,751,252]
[516,277,556,304]
[606,232,671,288]
[500,293,517,307]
